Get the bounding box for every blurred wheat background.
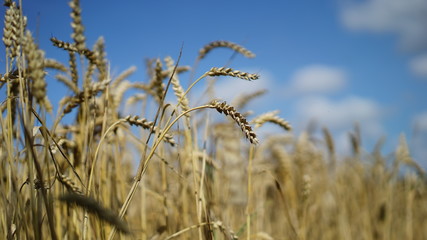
[1,0,426,239]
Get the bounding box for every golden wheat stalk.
[198,40,255,60]
[209,100,258,144]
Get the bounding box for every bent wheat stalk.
[108,102,258,239]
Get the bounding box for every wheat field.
[1,1,426,239]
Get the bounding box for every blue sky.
[2,0,427,163]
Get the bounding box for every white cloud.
[341,0,427,52]
[409,55,427,77]
[413,111,427,131]
[296,96,384,138]
[287,65,346,95]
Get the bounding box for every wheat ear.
[161,65,190,79]
[63,79,110,114]
[93,36,107,80]
[148,58,165,101]
[24,31,52,111]
[44,59,68,72]
[207,67,259,81]
[112,66,137,89]
[55,74,79,93]
[209,100,258,144]
[198,40,255,60]
[164,56,190,114]
[59,193,130,234]
[69,0,86,51]
[252,111,292,131]
[3,2,26,58]
[51,37,78,52]
[233,89,267,109]
[124,115,176,146]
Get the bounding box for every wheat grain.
[396,134,412,164]
[50,36,96,66]
[124,115,176,146]
[63,79,110,114]
[210,100,258,144]
[207,67,259,81]
[252,111,292,131]
[198,40,255,60]
[57,174,83,195]
[111,80,132,110]
[81,48,97,66]
[93,36,107,80]
[55,74,79,93]
[6,77,19,125]
[147,58,165,101]
[161,66,190,79]
[233,89,267,109]
[50,137,76,153]
[51,37,78,52]
[69,0,86,51]
[3,0,13,7]
[165,56,190,114]
[3,1,427,239]
[272,144,293,186]
[2,2,26,57]
[2,3,16,48]
[301,174,311,202]
[132,82,156,97]
[24,31,51,110]
[112,66,137,89]
[322,127,336,168]
[84,61,96,86]
[124,115,154,129]
[68,51,79,86]
[125,93,146,106]
[44,59,68,72]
